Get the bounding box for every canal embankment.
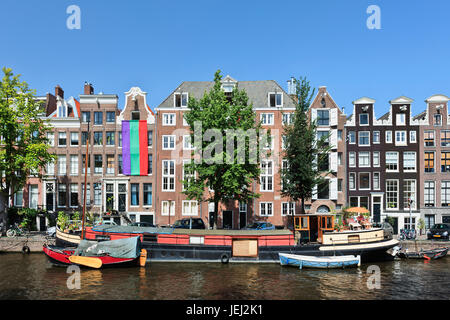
[0,233,54,253]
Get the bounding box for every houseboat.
[55,214,399,264]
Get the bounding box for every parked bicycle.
[399,228,416,241]
[6,223,27,238]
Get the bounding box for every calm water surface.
[0,253,449,300]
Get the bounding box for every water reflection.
[0,254,449,300]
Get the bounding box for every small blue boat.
[279,253,361,269]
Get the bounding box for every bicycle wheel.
[6,229,16,237]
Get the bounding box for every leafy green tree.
[182,70,261,229]
[0,67,56,226]
[281,77,332,217]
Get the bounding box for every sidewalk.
[0,232,55,253]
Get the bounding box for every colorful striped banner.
[122,120,148,176]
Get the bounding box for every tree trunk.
[0,191,8,232]
[213,199,219,230]
[301,196,306,215]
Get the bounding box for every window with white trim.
[282,202,295,216]
[396,113,406,125]
[260,202,273,216]
[373,172,380,190]
[174,93,188,107]
[373,131,380,144]
[349,173,356,190]
[403,180,416,210]
[403,152,416,172]
[161,201,175,216]
[386,131,392,143]
[358,131,370,146]
[183,135,194,150]
[182,200,198,216]
[386,180,398,210]
[359,172,370,190]
[410,131,417,143]
[424,181,435,207]
[260,160,273,191]
[395,131,407,146]
[268,93,282,107]
[162,135,176,150]
[373,151,380,167]
[349,152,356,167]
[386,152,398,172]
[162,113,176,126]
[162,160,175,191]
[358,152,370,167]
[260,113,274,125]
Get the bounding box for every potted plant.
[418,218,426,236]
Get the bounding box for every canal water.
[0,253,449,300]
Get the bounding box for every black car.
[130,222,156,228]
[172,218,206,229]
[427,223,450,240]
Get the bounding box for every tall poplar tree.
[281,77,332,216]
[182,70,261,229]
[0,67,56,227]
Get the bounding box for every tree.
[281,77,332,217]
[0,67,56,227]
[182,70,261,229]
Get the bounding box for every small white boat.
[279,253,361,269]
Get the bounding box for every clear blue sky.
[1,0,449,116]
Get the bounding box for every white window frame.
[260,160,273,192]
[358,172,371,190]
[396,113,406,126]
[281,202,295,216]
[162,160,175,192]
[162,113,176,126]
[349,172,356,190]
[373,151,380,167]
[70,155,78,176]
[409,131,417,143]
[348,131,356,144]
[183,135,194,150]
[161,200,175,216]
[403,180,417,210]
[260,113,274,125]
[259,202,273,216]
[349,152,356,167]
[386,152,399,172]
[268,92,283,108]
[358,131,370,146]
[403,152,416,172]
[373,172,380,190]
[182,200,198,216]
[359,113,369,126]
[395,131,407,146]
[386,131,393,143]
[162,135,176,150]
[174,92,188,108]
[373,131,380,144]
[386,179,399,211]
[358,151,371,168]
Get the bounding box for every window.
[317,180,329,199]
[58,132,66,146]
[70,132,78,146]
[349,173,356,190]
[70,155,78,175]
[148,131,153,147]
[82,154,90,174]
[131,111,140,120]
[162,160,175,191]
[183,135,194,150]
[118,132,122,147]
[81,132,88,146]
[282,202,295,216]
[404,217,416,231]
[386,152,398,172]
[70,184,78,207]
[359,173,370,190]
[442,152,450,173]
[82,111,91,123]
[94,112,103,125]
[14,189,23,207]
[317,131,329,146]
[348,131,356,144]
[106,111,115,123]
[148,154,153,175]
[358,152,370,167]
[131,184,139,206]
[106,155,114,174]
[94,183,101,206]
[386,180,398,210]
[434,113,442,126]
[396,113,406,125]
[182,160,195,191]
[118,155,123,174]
[260,160,273,191]
[359,131,370,146]
[349,197,359,208]
[106,184,114,211]
[282,113,294,125]
[395,131,407,146]
[182,201,198,216]
[386,131,392,143]
[317,110,330,126]
[263,135,274,150]
[174,93,188,107]
[373,131,380,144]
[442,181,450,207]
[94,155,102,174]
[425,152,435,173]
[338,130,343,141]
[373,172,380,190]
[94,132,103,146]
[46,162,54,175]
[403,152,416,172]
[282,135,287,150]
[360,197,369,209]
[281,160,289,189]
[268,93,282,107]
[81,183,91,206]
[29,185,38,209]
[58,184,67,207]
[162,135,176,150]
[410,131,417,143]
[163,113,176,126]
[143,184,152,206]
[424,131,435,147]
[161,201,175,216]
[47,132,55,146]
[58,155,66,175]
[349,152,356,167]
[373,152,380,167]
[421,181,435,208]
[359,113,369,125]
[442,131,450,147]
[260,202,273,216]
[58,105,66,118]
[260,113,274,125]
[404,180,416,210]
[106,132,115,146]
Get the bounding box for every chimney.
[55,85,64,99]
[84,82,94,95]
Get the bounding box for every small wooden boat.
[43,236,146,269]
[397,247,448,260]
[279,253,361,269]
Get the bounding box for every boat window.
[301,217,308,229]
[348,235,360,243]
[326,217,333,229]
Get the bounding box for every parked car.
[427,223,450,240]
[46,226,56,237]
[130,222,156,228]
[95,220,118,226]
[245,221,276,230]
[372,222,394,239]
[172,218,206,229]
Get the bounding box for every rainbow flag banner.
[122,120,148,176]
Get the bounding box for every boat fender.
[22,245,30,254]
[220,253,230,264]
